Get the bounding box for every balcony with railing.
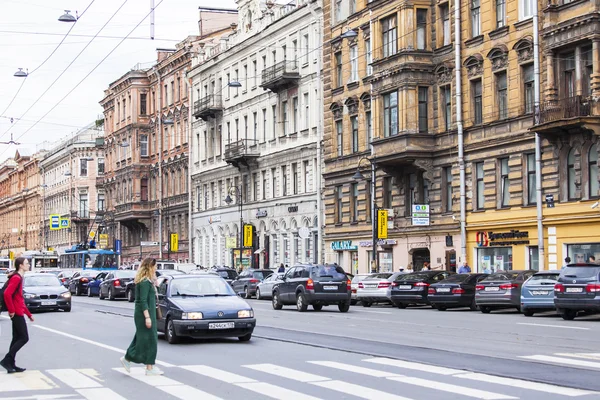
[224,139,260,169]
[193,95,223,121]
[533,95,600,135]
[114,201,154,221]
[260,60,300,92]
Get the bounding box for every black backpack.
[0,275,22,314]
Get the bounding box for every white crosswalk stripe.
[520,354,600,370]
[0,370,58,392]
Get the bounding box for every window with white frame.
[416,9,427,50]
[382,15,397,58]
[303,92,309,129]
[336,120,343,156]
[471,0,481,37]
[496,0,506,28]
[350,45,358,82]
[383,91,398,137]
[140,134,148,156]
[293,97,299,132]
[441,4,451,46]
[365,38,372,75]
[520,0,533,20]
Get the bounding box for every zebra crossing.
[0,356,597,400]
[519,352,600,371]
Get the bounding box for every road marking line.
[520,355,600,369]
[243,363,328,382]
[114,368,222,400]
[555,353,600,361]
[182,365,321,399]
[457,373,596,397]
[352,310,393,314]
[77,388,127,400]
[47,369,102,389]
[517,323,589,330]
[180,365,257,383]
[0,370,58,392]
[313,380,413,400]
[364,357,464,375]
[388,376,516,400]
[308,361,402,378]
[28,322,173,367]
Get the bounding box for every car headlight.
[60,292,71,298]
[182,312,203,320]
[238,309,254,318]
[23,293,37,299]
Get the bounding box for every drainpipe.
[157,68,163,259]
[310,4,324,264]
[533,0,544,270]
[454,0,467,263]
[187,75,193,263]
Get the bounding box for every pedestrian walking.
[458,262,471,274]
[405,263,414,273]
[1,257,34,374]
[278,263,285,273]
[120,258,162,376]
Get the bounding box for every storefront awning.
[254,248,264,254]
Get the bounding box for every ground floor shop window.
[567,243,600,264]
[528,246,539,271]
[477,247,512,272]
[351,252,358,274]
[379,251,393,273]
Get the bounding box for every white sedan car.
[256,272,284,300]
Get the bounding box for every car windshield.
[252,271,271,280]
[80,271,96,277]
[216,270,238,279]
[24,275,61,287]
[115,271,136,279]
[365,273,393,280]
[437,274,470,283]
[529,273,559,281]
[158,270,185,276]
[482,272,520,281]
[561,267,600,279]
[170,278,235,296]
[396,272,431,281]
[312,265,347,279]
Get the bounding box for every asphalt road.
[0,295,599,400]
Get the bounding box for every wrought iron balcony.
[114,202,154,222]
[193,95,223,121]
[224,139,260,169]
[533,95,600,135]
[260,60,300,92]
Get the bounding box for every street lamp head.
[162,119,174,125]
[13,68,28,78]
[352,169,365,181]
[228,81,242,88]
[225,194,233,205]
[119,141,130,147]
[58,10,77,22]
[340,29,358,39]
[64,171,72,177]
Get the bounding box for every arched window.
[568,148,577,200]
[589,145,598,198]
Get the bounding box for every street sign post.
[141,241,159,246]
[377,210,388,239]
[50,215,60,230]
[170,234,179,253]
[59,218,70,229]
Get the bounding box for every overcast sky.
[0,0,236,162]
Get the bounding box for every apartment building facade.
[39,124,105,254]
[0,150,45,255]
[190,0,323,269]
[100,11,237,264]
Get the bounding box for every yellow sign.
[170,233,179,252]
[226,237,237,249]
[89,231,96,238]
[99,234,109,249]
[9,251,14,261]
[378,209,388,239]
[243,225,253,247]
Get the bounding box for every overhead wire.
[0,0,168,160]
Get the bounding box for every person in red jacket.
[1,257,34,373]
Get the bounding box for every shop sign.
[359,239,398,247]
[331,241,358,251]
[226,237,237,249]
[476,230,529,247]
[256,210,268,218]
[545,194,555,208]
[412,205,430,226]
[288,206,298,213]
[208,215,221,224]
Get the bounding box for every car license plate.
[41,301,56,306]
[323,285,337,290]
[436,288,451,293]
[485,287,500,291]
[208,322,235,330]
[398,285,412,290]
[566,287,583,293]
[531,290,549,295]
[365,284,377,288]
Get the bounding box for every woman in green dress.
[120,258,162,376]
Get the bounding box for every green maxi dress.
[125,279,158,365]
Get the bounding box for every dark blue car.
[156,274,256,344]
[86,272,109,297]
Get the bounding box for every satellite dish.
[298,227,310,239]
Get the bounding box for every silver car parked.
[351,274,371,305]
[357,272,405,307]
[256,272,284,300]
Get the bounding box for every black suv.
[211,267,239,286]
[554,263,600,320]
[272,264,351,312]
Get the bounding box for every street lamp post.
[352,157,378,273]
[225,186,244,271]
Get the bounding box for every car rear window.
[561,267,600,279]
[365,273,392,280]
[396,272,431,281]
[311,265,347,279]
[253,271,272,280]
[436,274,470,283]
[482,272,520,281]
[529,273,559,281]
[217,270,237,279]
[351,275,369,283]
[116,270,136,278]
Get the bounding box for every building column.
[545,51,558,102]
[591,39,600,101]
